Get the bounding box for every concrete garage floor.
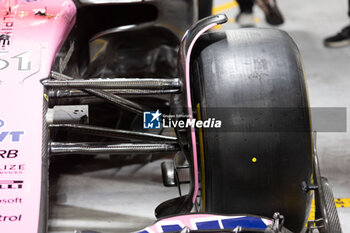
[49,0,350,232]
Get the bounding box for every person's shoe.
[255,0,284,26]
[236,11,255,27]
[324,25,350,48]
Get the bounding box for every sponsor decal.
[191,216,267,230]
[0,120,24,142]
[0,52,33,71]
[143,110,222,129]
[0,11,15,53]
[12,51,32,71]
[156,220,184,233]
[0,150,18,159]
[0,197,22,204]
[0,180,23,190]
[0,214,22,222]
[0,164,25,175]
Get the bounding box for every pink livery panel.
[0,0,76,232]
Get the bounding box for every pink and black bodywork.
[0,0,75,232]
[0,0,342,233]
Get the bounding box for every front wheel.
[191,28,313,233]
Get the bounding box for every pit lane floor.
[49,0,350,232]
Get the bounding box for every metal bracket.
[301,181,318,193]
[177,14,228,205]
[265,212,285,233]
[307,218,325,233]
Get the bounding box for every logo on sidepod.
[0,164,25,175]
[0,120,24,143]
[0,214,22,222]
[0,197,22,204]
[0,150,19,159]
[0,11,14,53]
[0,180,23,190]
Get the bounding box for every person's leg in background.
[236,0,284,27]
[324,0,350,48]
[237,0,254,13]
[236,0,255,27]
[255,0,284,25]
[198,0,213,19]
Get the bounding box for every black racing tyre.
[191,28,313,232]
[319,177,342,233]
[198,0,213,19]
